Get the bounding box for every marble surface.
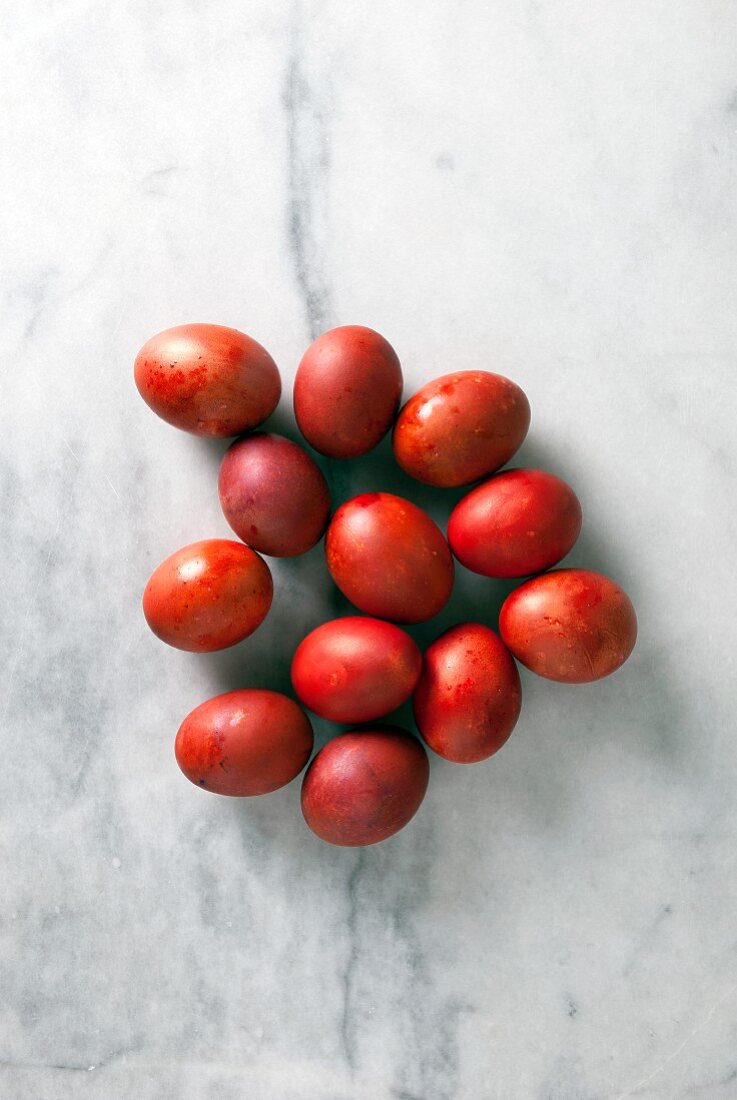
[2,2,737,1097]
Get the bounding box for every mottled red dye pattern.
[291,616,422,723]
[218,433,330,557]
[301,728,429,846]
[175,690,313,796]
[413,623,521,763]
[142,538,273,652]
[448,468,582,578]
[134,323,280,437]
[293,326,403,458]
[499,569,637,683]
[393,370,531,487]
[325,492,454,623]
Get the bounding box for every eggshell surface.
[499,568,637,683]
[325,492,454,623]
[219,433,330,557]
[134,323,280,437]
[448,468,582,578]
[393,370,530,487]
[294,325,402,458]
[175,690,313,796]
[301,728,429,846]
[413,623,522,762]
[142,539,273,652]
[291,616,422,722]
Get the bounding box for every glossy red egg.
[448,468,582,578]
[134,323,280,437]
[393,370,530,487]
[175,690,313,796]
[499,568,637,683]
[325,492,454,623]
[301,728,429,846]
[142,539,273,652]
[218,433,330,557]
[291,616,422,722]
[413,623,521,763]
[294,325,403,457]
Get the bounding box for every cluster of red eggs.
[135,323,637,847]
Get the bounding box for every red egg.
[175,690,313,796]
[142,539,272,652]
[218,433,330,557]
[393,370,531,487]
[134,323,281,437]
[294,325,403,457]
[499,568,637,683]
[301,728,429,846]
[291,616,422,722]
[325,492,454,623]
[448,469,582,578]
[413,623,521,763]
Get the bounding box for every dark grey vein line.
[283,8,332,341]
[340,847,366,1070]
[0,1043,141,1074]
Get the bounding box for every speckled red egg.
[175,690,313,796]
[301,728,429,846]
[142,539,273,652]
[294,325,403,457]
[325,492,454,623]
[448,469,582,578]
[218,433,330,557]
[392,370,531,487]
[499,569,637,683]
[291,616,422,722]
[134,323,281,437]
[413,623,521,763]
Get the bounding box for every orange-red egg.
[291,616,422,722]
[175,690,313,796]
[448,468,582,578]
[393,370,530,487]
[325,492,454,623]
[134,323,280,437]
[499,569,637,683]
[142,539,272,652]
[413,623,521,763]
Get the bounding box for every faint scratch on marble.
[103,474,122,502]
[615,982,737,1098]
[63,438,81,462]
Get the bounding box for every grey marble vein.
[283,3,333,341]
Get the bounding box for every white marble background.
[1,2,736,1098]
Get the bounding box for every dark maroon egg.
[294,326,403,458]
[301,728,429,846]
[219,433,330,557]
